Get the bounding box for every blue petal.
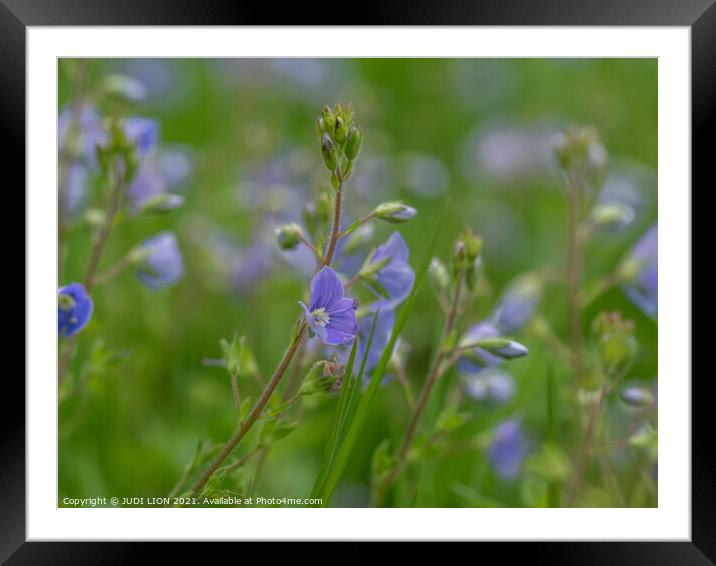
[323,308,357,345]
[136,231,184,289]
[309,266,345,310]
[488,419,525,480]
[373,232,409,264]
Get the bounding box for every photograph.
[56,57,658,509]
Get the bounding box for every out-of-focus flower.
[489,419,526,480]
[58,283,94,338]
[134,231,184,289]
[461,124,556,183]
[360,232,415,310]
[492,274,542,334]
[457,322,502,375]
[397,152,449,197]
[58,104,108,165]
[357,305,396,373]
[620,224,657,317]
[591,202,635,231]
[127,148,193,212]
[300,267,358,346]
[465,369,516,404]
[123,117,159,157]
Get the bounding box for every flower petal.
[309,266,345,310]
[373,232,409,264]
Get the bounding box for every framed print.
[5,0,709,560]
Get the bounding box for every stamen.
[311,307,330,327]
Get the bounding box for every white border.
[27,27,690,541]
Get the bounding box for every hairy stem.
[190,322,307,497]
[376,275,463,505]
[322,169,343,266]
[84,168,125,292]
[565,185,585,382]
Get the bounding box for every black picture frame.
[5,0,707,560]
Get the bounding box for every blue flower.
[135,231,184,289]
[465,369,515,404]
[123,117,159,157]
[623,224,657,317]
[362,232,415,309]
[300,267,358,346]
[58,104,108,166]
[357,305,396,373]
[457,322,503,375]
[58,283,94,338]
[489,419,526,480]
[127,149,191,212]
[492,275,541,334]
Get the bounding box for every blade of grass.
[311,308,380,498]
[310,339,359,498]
[317,201,448,506]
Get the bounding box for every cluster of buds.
[452,228,483,289]
[592,311,637,376]
[316,102,362,183]
[552,125,607,196]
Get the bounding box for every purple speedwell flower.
[127,149,191,212]
[457,321,503,375]
[489,419,526,480]
[135,231,184,289]
[58,283,94,338]
[465,369,516,404]
[361,232,415,309]
[357,305,396,373]
[58,104,108,166]
[492,275,541,334]
[300,267,358,346]
[622,224,657,317]
[123,117,159,157]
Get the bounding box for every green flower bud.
[345,125,362,161]
[321,133,338,171]
[373,201,417,223]
[315,116,326,140]
[591,202,635,229]
[429,257,450,292]
[334,115,348,144]
[321,105,336,134]
[316,191,332,224]
[298,360,338,396]
[276,223,304,251]
[592,311,637,375]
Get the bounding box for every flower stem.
[84,167,125,292]
[322,168,343,266]
[189,322,307,497]
[565,183,585,382]
[375,274,464,505]
[93,256,132,286]
[298,233,322,263]
[59,164,125,386]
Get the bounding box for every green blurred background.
[58,58,657,507]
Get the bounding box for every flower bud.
[345,125,362,161]
[373,201,417,223]
[321,133,338,171]
[429,257,450,292]
[591,202,635,230]
[321,105,336,134]
[334,115,348,144]
[592,311,637,375]
[315,116,326,140]
[276,223,304,251]
[620,386,654,407]
[472,337,529,359]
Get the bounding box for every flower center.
[311,307,330,327]
[58,294,76,312]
